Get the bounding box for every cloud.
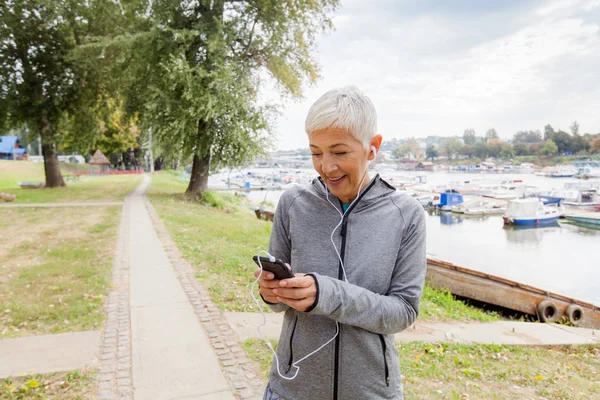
[268,0,600,149]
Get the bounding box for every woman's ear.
[369,135,383,160]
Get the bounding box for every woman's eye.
[311,153,322,157]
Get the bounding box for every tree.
[0,0,126,186]
[404,137,421,157]
[439,137,463,159]
[104,0,340,198]
[487,138,503,158]
[499,144,514,159]
[540,139,558,156]
[471,142,489,159]
[485,128,498,142]
[460,144,472,158]
[0,1,79,187]
[544,124,556,141]
[392,144,412,160]
[570,121,580,136]
[463,129,476,145]
[549,130,572,154]
[425,144,438,161]
[591,135,600,154]
[513,130,542,143]
[513,143,530,156]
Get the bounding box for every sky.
[264,0,600,150]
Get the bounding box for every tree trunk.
[185,151,211,198]
[186,119,212,198]
[42,143,65,188]
[174,146,182,170]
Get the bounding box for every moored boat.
[437,190,463,211]
[426,256,600,328]
[574,166,600,179]
[485,182,528,200]
[561,189,600,211]
[563,210,600,229]
[551,165,578,178]
[503,198,561,225]
[453,198,507,215]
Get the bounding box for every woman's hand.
[254,269,281,304]
[273,274,317,312]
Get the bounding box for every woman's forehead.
[308,127,362,148]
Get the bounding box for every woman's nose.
[321,155,338,173]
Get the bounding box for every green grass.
[146,172,498,321]
[420,285,498,322]
[243,338,600,399]
[0,160,141,203]
[243,339,276,379]
[1,369,96,399]
[0,160,45,188]
[0,206,120,338]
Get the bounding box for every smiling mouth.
[327,175,346,185]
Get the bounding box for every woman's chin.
[328,187,349,202]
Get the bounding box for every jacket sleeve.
[307,205,427,334]
[262,191,294,313]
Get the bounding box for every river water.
[242,170,600,306]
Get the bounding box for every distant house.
[0,136,27,160]
[415,161,434,171]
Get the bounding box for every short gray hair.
[305,86,378,150]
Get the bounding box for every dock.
[426,256,600,329]
[563,210,600,228]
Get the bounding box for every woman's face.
[309,127,372,204]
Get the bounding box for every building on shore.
[0,136,27,160]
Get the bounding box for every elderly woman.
[255,86,427,400]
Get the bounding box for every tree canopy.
[540,139,558,156]
[392,144,413,160]
[439,137,462,159]
[425,144,438,161]
[485,128,498,142]
[463,129,476,145]
[89,0,340,196]
[513,130,542,143]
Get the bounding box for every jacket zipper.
[330,176,379,400]
[286,315,299,373]
[333,218,347,400]
[378,334,390,386]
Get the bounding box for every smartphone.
[253,256,294,280]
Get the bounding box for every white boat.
[517,163,535,173]
[561,189,600,211]
[453,198,507,215]
[458,179,523,197]
[486,183,527,200]
[564,180,600,191]
[574,166,600,179]
[551,165,578,178]
[534,166,554,177]
[503,198,562,225]
[537,188,580,205]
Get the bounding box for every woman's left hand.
[273,274,317,312]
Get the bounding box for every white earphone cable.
[251,251,340,380]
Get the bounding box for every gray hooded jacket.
[265,175,427,400]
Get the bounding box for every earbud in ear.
[370,145,377,157]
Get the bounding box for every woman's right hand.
[254,269,281,304]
